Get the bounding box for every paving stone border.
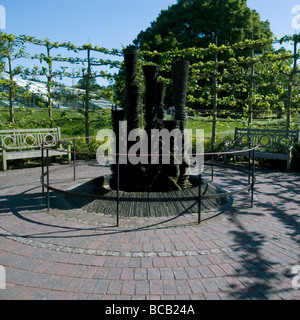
[0,225,296,258]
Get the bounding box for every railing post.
[198,160,202,225]
[251,148,256,208]
[41,143,45,195]
[211,140,214,181]
[248,142,251,185]
[116,154,120,227]
[46,148,50,211]
[73,138,76,182]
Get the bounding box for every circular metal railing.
[39,136,259,227]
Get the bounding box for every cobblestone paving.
[0,162,299,300]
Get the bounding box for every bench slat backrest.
[234,128,300,151]
[0,128,61,150]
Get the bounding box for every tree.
[44,40,56,125]
[134,0,273,52]
[279,34,300,130]
[129,0,274,116]
[0,32,5,73]
[0,33,27,123]
[19,35,65,126]
[65,43,120,143]
[19,36,119,136]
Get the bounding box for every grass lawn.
[186,115,296,139]
[0,106,112,138]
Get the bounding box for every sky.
[1,0,179,48]
[1,0,300,49]
[1,0,300,85]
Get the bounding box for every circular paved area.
[0,161,299,300]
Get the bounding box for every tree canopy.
[134,0,273,51]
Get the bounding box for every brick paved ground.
[0,161,299,300]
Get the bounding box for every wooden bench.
[0,128,72,171]
[225,128,299,172]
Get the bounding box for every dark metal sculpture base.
[64,175,232,218]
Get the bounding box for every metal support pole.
[41,143,45,195]
[198,165,202,225]
[46,149,50,211]
[251,149,255,208]
[211,141,214,181]
[116,155,120,227]
[73,138,76,182]
[211,155,214,181]
[248,143,251,185]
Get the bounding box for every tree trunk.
[46,46,53,127]
[248,48,255,127]
[142,64,159,135]
[172,60,190,130]
[286,40,298,131]
[7,40,15,123]
[47,76,53,126]
[85,48,91,144]
[172,60,190,189]
[109,109,126,190]
[121,47,144,191]
[155,80,167,129]
[286,76,292,131]
[150,120,181,191]
[123,47,140,132]
[212,50,218,143]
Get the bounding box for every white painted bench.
[225,128,299,172]
[0,127,71,171]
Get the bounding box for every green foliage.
[134,0,272,52]
[1,25,300,143]
[73,138,104,160]
[0,106,112,135]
